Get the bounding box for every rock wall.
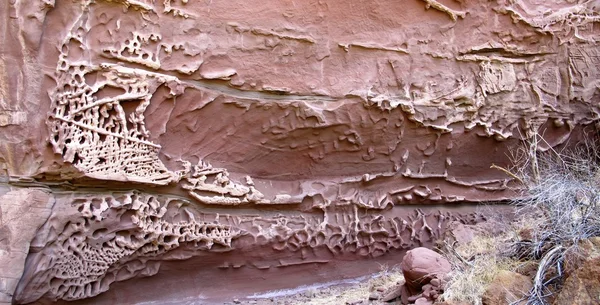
[0,0,599,304]
[0,189,54,304]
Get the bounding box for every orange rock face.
[1,0,599,303]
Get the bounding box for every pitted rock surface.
[1,0,599,303]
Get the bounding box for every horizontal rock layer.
[0,0,598,303]
[14,188,487,304]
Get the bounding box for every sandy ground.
[221,268,405,305]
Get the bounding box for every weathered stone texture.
[0,0,599,303]
[555,238,600,305]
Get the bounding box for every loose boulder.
[401,247,451,288]
[382,247,451,304]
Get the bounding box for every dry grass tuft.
[284,266,404,305]
[441,229,522,305]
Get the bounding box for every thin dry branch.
[490,163,525,185]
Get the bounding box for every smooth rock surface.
[0,189,54,304]
[401,247,451,288]
[383,247,450,304]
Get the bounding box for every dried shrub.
[441,131,600,305]
[506,133,600,304]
